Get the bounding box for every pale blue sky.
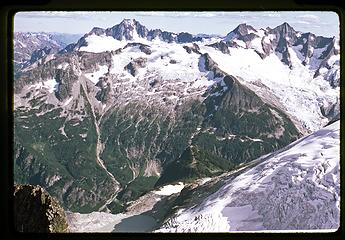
[14,11,340,38]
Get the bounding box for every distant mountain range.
[13,32,82,71]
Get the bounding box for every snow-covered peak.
[105,18,149,41]
[157,120,340,232]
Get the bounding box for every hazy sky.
[14,11,340,38]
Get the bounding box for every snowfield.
[85,65,109,84]
[157,120,340,232]
[79,34,127,53]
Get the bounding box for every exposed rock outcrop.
[124,57,147,76]
[14,184,69,233]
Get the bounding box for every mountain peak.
[272,22,296,35]
[234,23,256,35]
[224,23,257,42]
[120,18,137,26]
[89,26,105,36]
[105,18,148,41]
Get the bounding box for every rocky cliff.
[14,184,69,233]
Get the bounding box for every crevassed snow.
[157,121,340,232]
[67,211,128,232]
[16,40,29,48]
[153,182,185,196]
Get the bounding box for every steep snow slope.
[157,120,340,232]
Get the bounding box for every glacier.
[157,120,340,232]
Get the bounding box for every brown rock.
[14,184,69,233]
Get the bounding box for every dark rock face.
[89,27,106,36]
[124,57,147,76]
[276,37,292,68]
[177,32,202,43]
[269,22,297,43]
[224,23,257,42]
[105,19,149,41]
[178,32,194,43]
[123,42,152,55]
[201,53,227,78]
[14,184,69,233]
[29,47,52,64]
[326,112,340,126]
[161,31,177,42]
[183,43,201,54]
[147,29,177,42]
[207,41,230,54]
[96,75,112,103]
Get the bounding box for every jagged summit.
[120,18,137,25]
[65,18,205,52]
[271,22,297,37]
[105,18,148,40]
[224,23,257,41]
[234,23,257,35]
[84,19,149,41]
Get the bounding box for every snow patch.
[29,79,58,93]
[153,182,185,196]
[79,34,126,53]
[57,62,69,70]
[62,96,73,107]
[85,65,108,84]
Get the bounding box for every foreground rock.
[14,184,69,233]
